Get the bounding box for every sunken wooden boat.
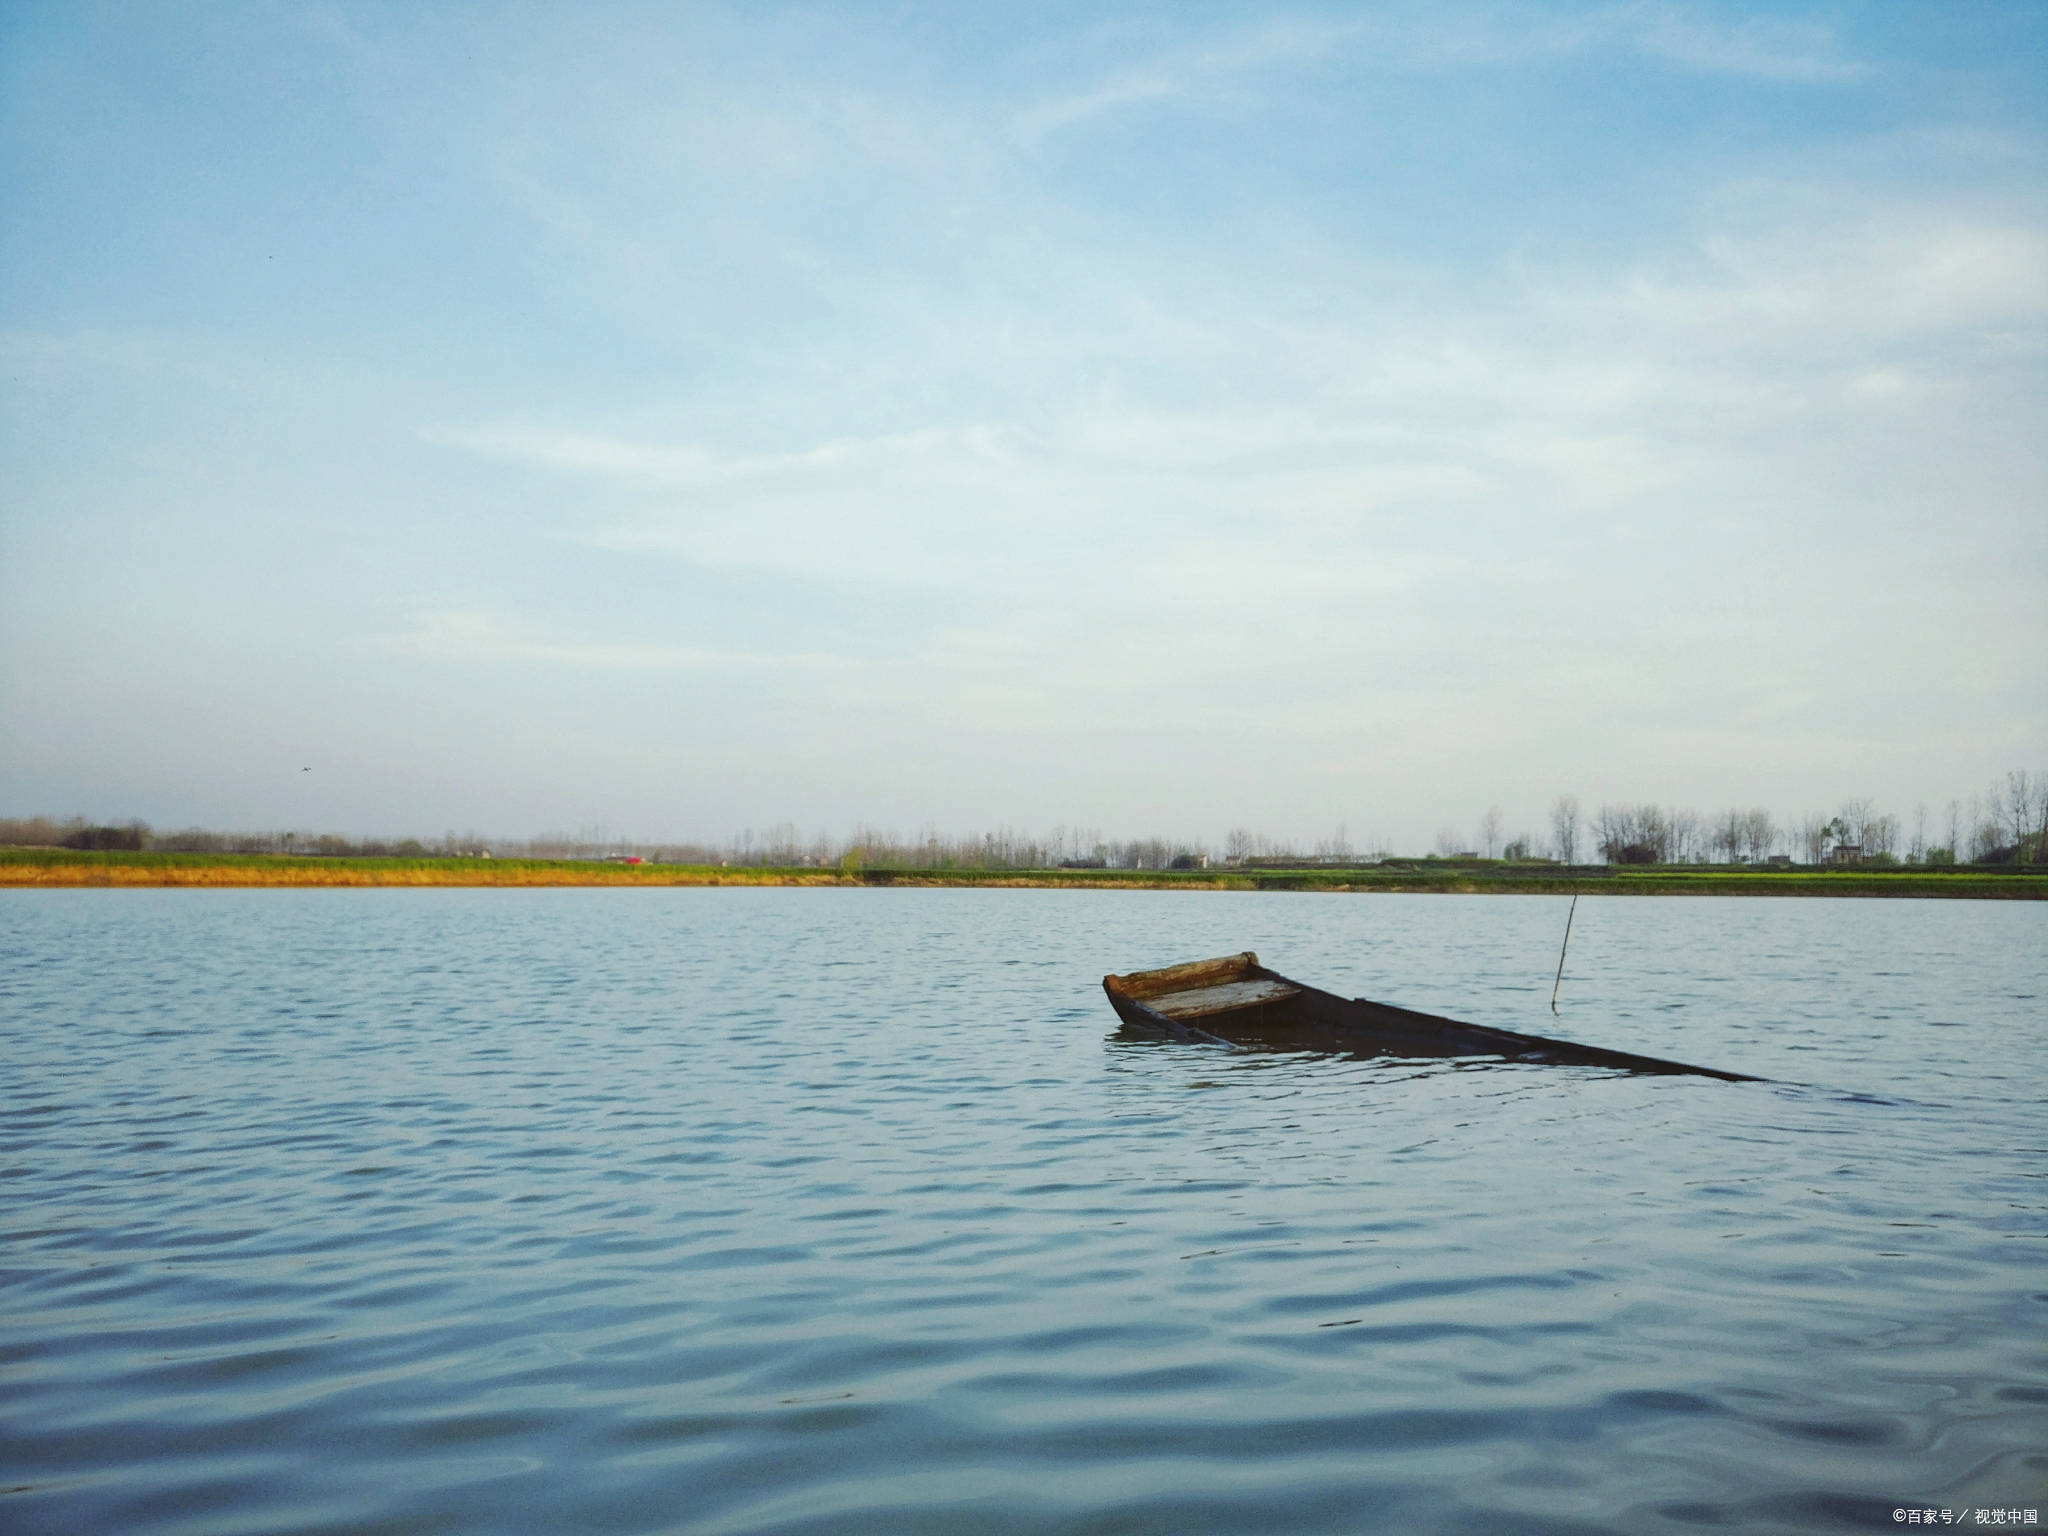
[1103,952,1759,1081]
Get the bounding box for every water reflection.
[1106,1025,1602,1076]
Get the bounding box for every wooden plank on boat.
[1105,952,1258,1000]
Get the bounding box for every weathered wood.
[1104,951,1260,999]
[1146,977,1303,1020]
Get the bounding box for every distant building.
[1828,844,1863,865]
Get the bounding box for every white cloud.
[421,178,2046,619]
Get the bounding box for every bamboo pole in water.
[1551,893,1578,1015]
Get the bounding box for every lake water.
[2,889,2043,1534]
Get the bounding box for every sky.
[2,1,2044,852]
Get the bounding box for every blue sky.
[3,2,2043,850]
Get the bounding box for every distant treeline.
[0,817,451,859]
[1520,776,2047,868]
[4,770,2044,871]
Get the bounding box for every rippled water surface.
[2,889,2044,1534]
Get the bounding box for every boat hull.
[1103,952,1760,1081]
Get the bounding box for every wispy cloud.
[1621,4,1867,82]
[430,408,1505,592]
[1550,206,2048,362]
[390,171,2044,827]
[1413,3,1866,80]
[1014,18,1360,143]
[1012,3,1863,149]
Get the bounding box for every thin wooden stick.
[1550,893,1578,1015]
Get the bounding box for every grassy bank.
[0,848,842,888]
[3,846,2043,897]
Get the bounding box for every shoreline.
[3,848,2042,897]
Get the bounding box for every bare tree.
[1596,803,1671,863]
[1595,804,1628,863]
[2000,770,2038,855]
[1937,801,1955,854]
[1965,794,1996,861]
[1433,827,1464,858]
[1478,806,1503,859]
[1793,812,1827,864]
[1667,807,1703,863]
[1713,809,1746,864]
[764,821,803,865]
[1638,805,1674,863]
[1550,795,1581,865]
[1837,799,1876,850]
[1650,805,1675,862]
[1742,809,1777,863]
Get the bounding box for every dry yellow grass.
[0,857,852,889]
[0,848,1242,891]
[0,862,1229,890]
[3,850,2038,896]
